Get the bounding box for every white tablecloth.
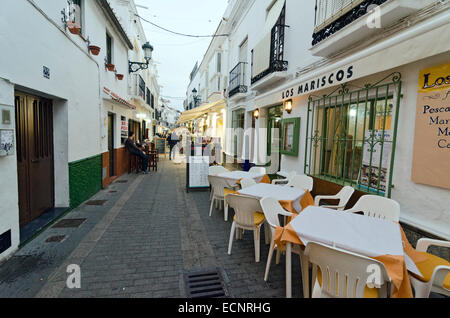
[290,206,422,276]
[238,183,306,212]
[217,171,264,186]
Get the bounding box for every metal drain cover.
[52,219,86,228]
[184,269,230,298]
[85,200,107,206]
[116,180,128,183]
[45,235,67,243]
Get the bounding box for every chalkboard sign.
[155,138,167,158]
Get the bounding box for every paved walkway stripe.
[35,174,146,298]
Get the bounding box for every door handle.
[31,159,41,164]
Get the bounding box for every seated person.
[125,131,149,174]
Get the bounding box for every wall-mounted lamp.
[253,108,260,119]
[129,42,154,73]
[284,99,293,114]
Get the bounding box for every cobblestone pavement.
[0,158,303,298]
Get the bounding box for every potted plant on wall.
[116,73,124,81]
[89,45,101,56]
[106,63,115,72]
[67,21,81,35]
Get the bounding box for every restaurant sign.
[411,62,450,190]
[281,66,354,100]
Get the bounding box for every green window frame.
[304,73,402,197]
[281,117,300,157]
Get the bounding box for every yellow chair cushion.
[224,188,238,198]
[411,252,450,289]
[234,212,265,226]
[317,268,379,298]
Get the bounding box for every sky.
[136,0,229,112]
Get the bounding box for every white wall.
[0,79,20,261]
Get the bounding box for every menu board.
[412,62,450,189]
[155,138,166,157]
[187,156,210,191]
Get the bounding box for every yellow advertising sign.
[412,62,450,190]
[418,62,450,93]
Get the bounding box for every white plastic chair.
[227,194,266,262]
[314,186,355,211]
[286,175,314,192]
[249,167,266,175]
[240,178,256,189]
[208,166,229,200]
[305,242,391,298]
[272,171,297,185]
[259,197,312,297]
[208,175,232,221]
[409,238,450,298]
[344,195,400,222]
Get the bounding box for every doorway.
[15,92,55,228]
[108,113,115,177]
[267,105,283,173]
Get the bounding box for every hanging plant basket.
[106,63,115,72]
[89,45,101,56]
[116,74,124,81]
[67,22,81,35]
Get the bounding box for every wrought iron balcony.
[251,59,288,85]
[312,0,389,46]
[228,62,248,98]
[251,23,289,85]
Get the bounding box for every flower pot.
[68,26,81,35]
[106,64,115,72]
[116,74,124,81]
[89,45,101,56]
[67,22,81,35]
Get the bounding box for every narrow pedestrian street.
[0,158,301,298]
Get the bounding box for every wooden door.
[15,92,54,227]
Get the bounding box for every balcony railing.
[312,0,389,46]
[228,62,248,98]
[251,23,288,85]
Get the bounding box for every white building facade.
[0,0,161,262]
[219,0,450,240]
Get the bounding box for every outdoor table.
[275,206,426,298]
[238,183,309,214]
[216,171,265,187]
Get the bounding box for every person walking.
[168,131,179,160]
[125,131,149,174]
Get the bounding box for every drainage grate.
[109,191,118,193]
[116,180,128,184]
[184,269,230,298]
[52,218,86,228]
[85,200,107,206]
[45,235,67,243]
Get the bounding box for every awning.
[252,0,286,77]
[103,87,136,109]
[177,99,226,124]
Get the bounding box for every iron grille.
[183,269,230,298]
[305,72,402,197]
[229,62,248,98]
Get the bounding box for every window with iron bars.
[146,88,151,106]
[304,73,402,197]
[139,75,145,100]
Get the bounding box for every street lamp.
[129,42,154,73]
